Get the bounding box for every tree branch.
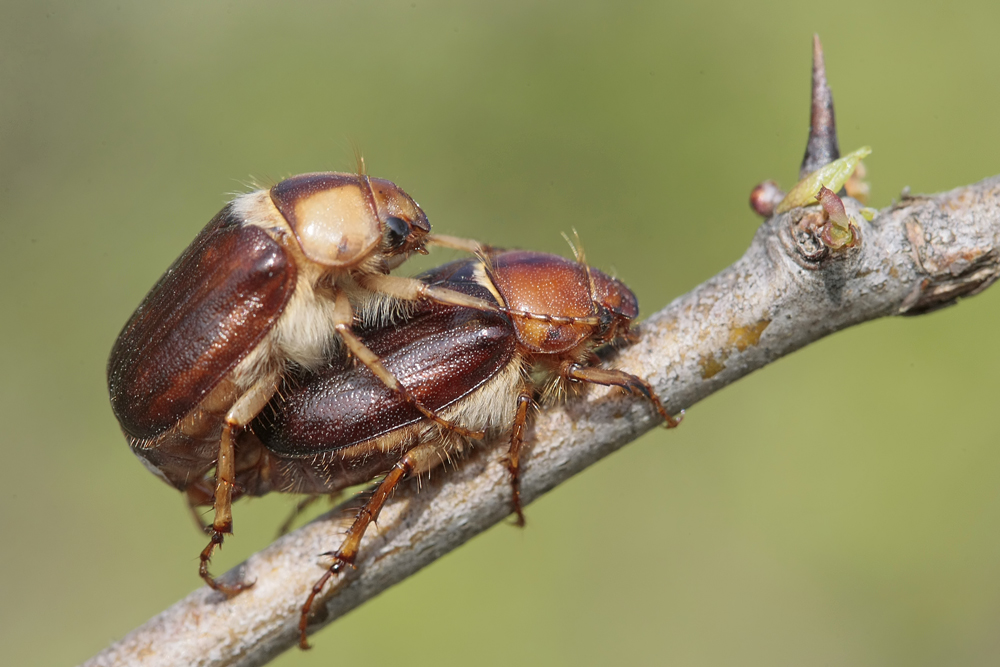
[82,173,1000,667]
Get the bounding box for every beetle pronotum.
[106,171,493,593]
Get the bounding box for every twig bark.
[82,173,1000,667]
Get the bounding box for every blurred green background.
[3,1,1000,665]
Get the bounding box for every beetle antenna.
[476,246,497,275]
[560,229,588,264]
[357,170,381,225]
[571,230,600,316]
[350,140,367,176]
[560,231,578,260]
[571,229,587,264]
[560,229,600,317]
[800,34,840,178]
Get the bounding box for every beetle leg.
[198,376,278,596]
[563,363,683,428]
[333,290,486,439]
[505,390,533,527]
[424,233,489,255]
[299,439,457,649]
[197,425,252,596]
[359,272,499,313]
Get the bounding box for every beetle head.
[269,172,429,269]
[588,269,639,342]
[367,176,432,266]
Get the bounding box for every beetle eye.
[597,307,615,335]
[384,216,411,250]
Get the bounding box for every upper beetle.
[107,171,491,593]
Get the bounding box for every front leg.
[358,272,499,314]
[563,363,683,428]
[425,233,490,255]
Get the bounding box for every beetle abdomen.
[255,304,516,457]
[108,209,297,440]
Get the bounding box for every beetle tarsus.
[509,482,526,527]
[198,531,255,597]
[299,556,353,650]
[299,446,450,649]
[424,233,490,255]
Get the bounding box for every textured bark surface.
[82,174,1000,667]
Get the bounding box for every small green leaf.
[776,146,872,213]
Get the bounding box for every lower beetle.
[106,171,493,593]
[225,249,681,648]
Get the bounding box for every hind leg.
[298,437,459,649]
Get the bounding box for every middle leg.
[505,389,533,527]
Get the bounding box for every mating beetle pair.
[108,171,493,595]
[107,171,679,648]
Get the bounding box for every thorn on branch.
[800,34,840,178]
[751,37,868,219]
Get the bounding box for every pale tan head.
[269,172,431,269]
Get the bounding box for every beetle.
[219,248,682,648]
[106,171,493,593]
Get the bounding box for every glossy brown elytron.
[106,171,491,593]
[235,249,681,648]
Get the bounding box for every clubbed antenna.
[799,34,840,178]
[351,140,367,176]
